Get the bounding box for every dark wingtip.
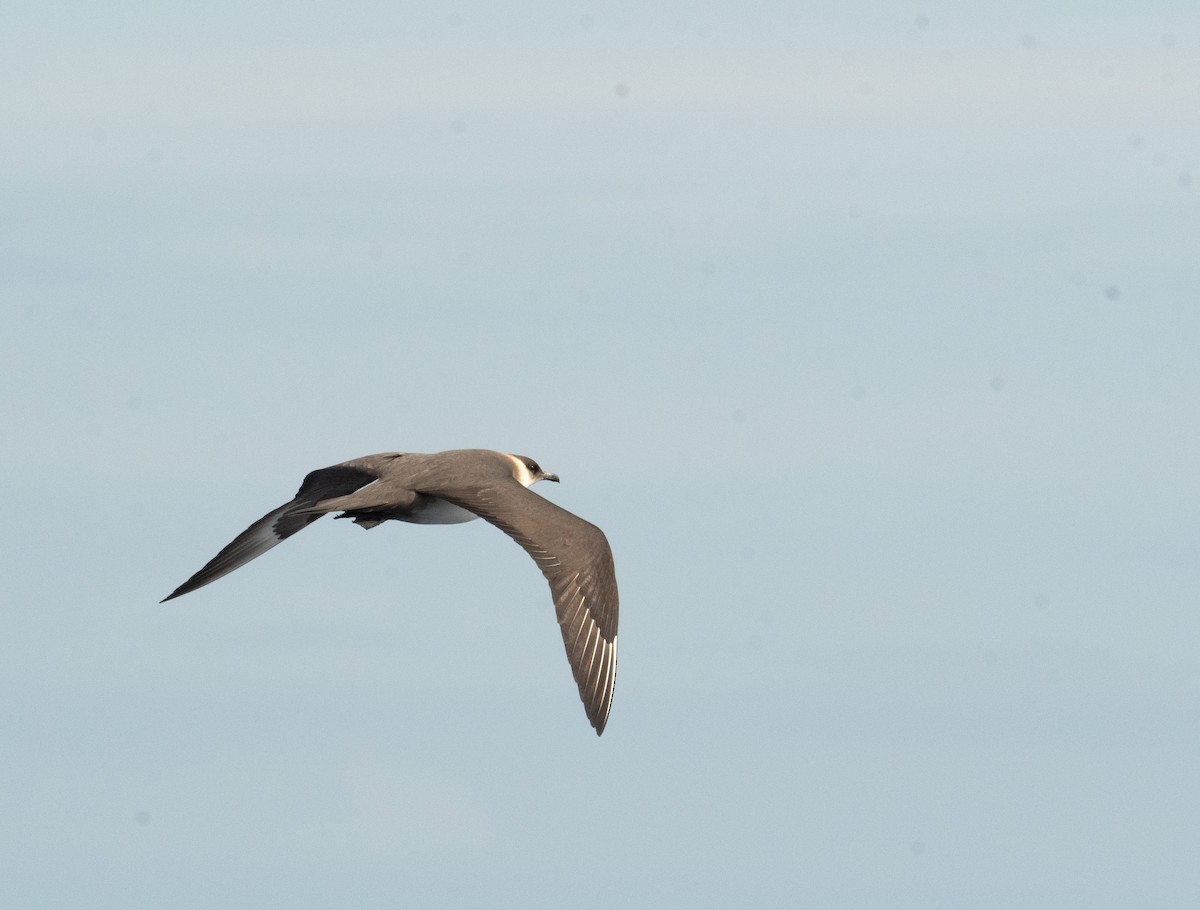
[160,585,188,604]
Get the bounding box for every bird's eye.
[528,462,540,473]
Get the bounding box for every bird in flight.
[162,449,618,735]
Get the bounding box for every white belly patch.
[412,497,479,525]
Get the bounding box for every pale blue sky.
[3,2,1199,908]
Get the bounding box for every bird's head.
[509,454,560,487]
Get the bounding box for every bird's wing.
[161,464,380,602]
[436,481,619,735]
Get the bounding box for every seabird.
[162,449,618,735]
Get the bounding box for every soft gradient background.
[3,2,1198,907]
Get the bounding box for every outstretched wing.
[439,482,619,735]
[161,464,379,602]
